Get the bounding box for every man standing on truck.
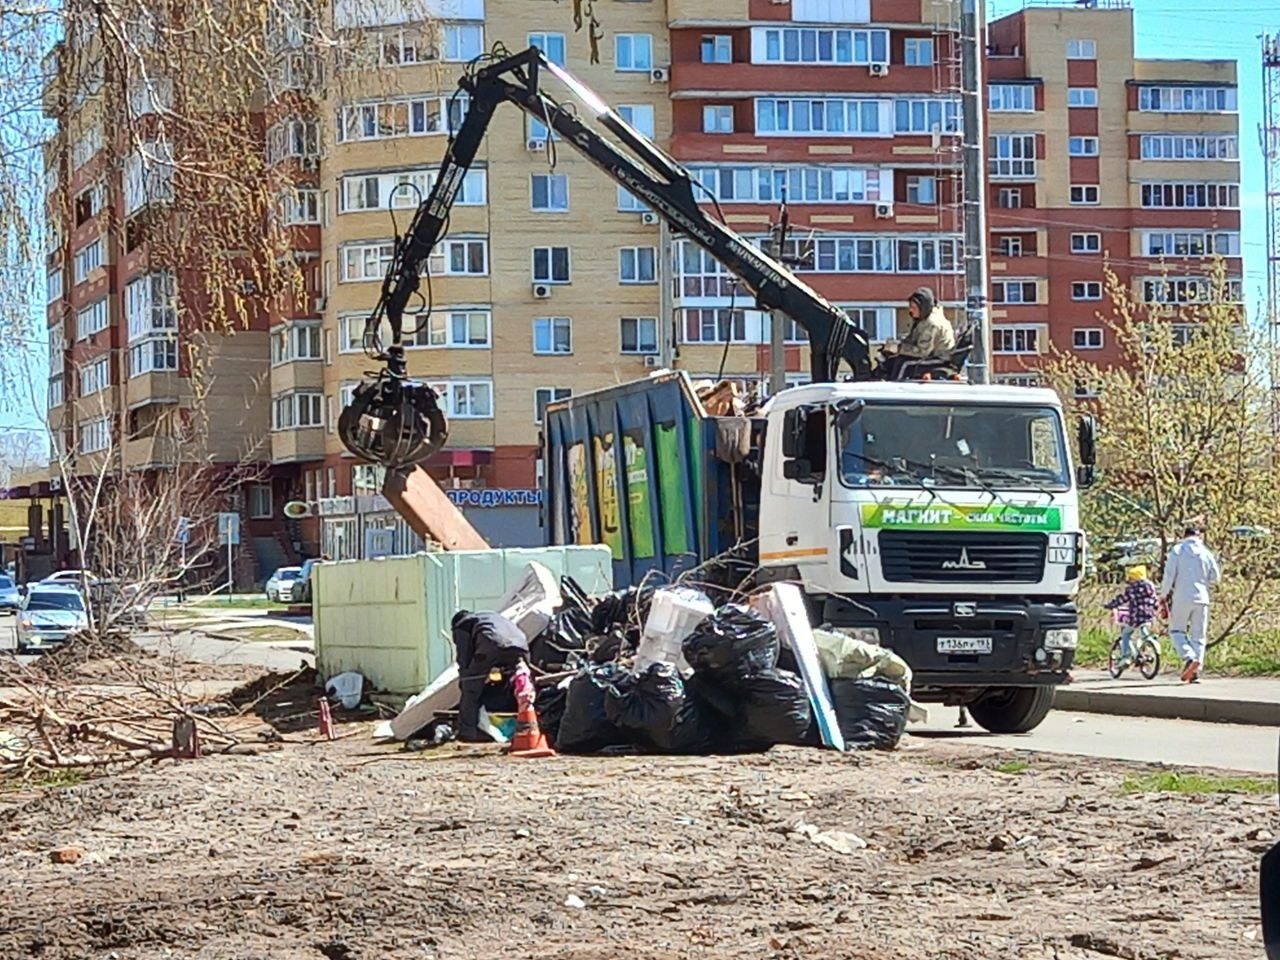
[881,287,956,379]
[1160,525,1221,684]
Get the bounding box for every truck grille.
[878,531,1047,584]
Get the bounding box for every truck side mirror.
[781,406,826,485]
[1077,415,1097,467]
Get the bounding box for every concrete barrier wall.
[313,546,613,695]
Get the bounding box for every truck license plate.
[937,636,993,655]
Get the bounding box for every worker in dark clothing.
[452,610,529,741]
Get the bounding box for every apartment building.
[985,3,1242,388]
[35,0,1243,567]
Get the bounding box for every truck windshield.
[838,403,1069,491]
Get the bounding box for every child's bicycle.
[1107,608,1162,680]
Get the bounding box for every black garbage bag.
[829,677,910,751]
[589,629,627,664]
[555,664,630,754]
[730,669,812,751]
[535,680,570,747]
[601,663,719,754]
[682,604,779,685]
[529,609,590,673]
[590,585,654,636]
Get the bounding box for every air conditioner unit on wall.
[640,211,660,225]
[643,355,660,367]
[532,282,552,299]
[869,62,889,77]
[875,202,895,219]
[526,138,546,152]
[649,67,669,83]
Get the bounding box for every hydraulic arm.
[338,46,872,469]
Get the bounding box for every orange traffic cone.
[509,696,555,758]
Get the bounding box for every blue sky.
[0,1,1270,440]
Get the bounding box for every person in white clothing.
[1159,525,1221,683]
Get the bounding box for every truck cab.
[759,381,1089,731]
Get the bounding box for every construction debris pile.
[387,563,918,757]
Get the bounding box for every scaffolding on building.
[930,0,967,309]
[1262,34,1280,411]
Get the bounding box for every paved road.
[911,708,1278,775]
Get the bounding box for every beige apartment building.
[34,0,1242,573]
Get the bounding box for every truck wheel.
[968,686,1055,734]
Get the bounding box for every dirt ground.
[0,718,1271,960]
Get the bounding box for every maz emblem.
[942,547,987,571]
[953,602,977,618]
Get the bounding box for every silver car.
[0,574,19,614]
[264,566,302,603]
[16,584,90,653]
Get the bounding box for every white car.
[40,569,98,590]
[16,585,90,653]
[0,574,19,614]
[265,566,302,603]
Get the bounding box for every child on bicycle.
[1104,565,1159,668]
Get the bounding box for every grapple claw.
[337,374,449,470]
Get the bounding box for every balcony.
[269,359,324,394]
[41,44,65,118]
[125,435,180,471]
[271,427,326,463]
[125,371,182,410]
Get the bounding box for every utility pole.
[960,0,990,384]
[767,194,791,396]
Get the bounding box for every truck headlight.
[1044,628,1078,651]
[840,626,881,645]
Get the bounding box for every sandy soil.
[0,726,1270,960]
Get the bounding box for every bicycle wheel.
[1107,638,1126,679]
[1137,638,1161,680]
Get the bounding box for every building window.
[443,23,484,61]
[1073,328,1104,350]
[893,98,960,134]
[272,391,324,430]
[757,97,893,136]
[126,272,178,342]
[129,337,178,376]
[1142,277,1242,304]
[681,308,748,344]
[266,118,319,163]
[46,268,63,304]
[532,246,571,284]
[531,173,569,211]
[841,306,897,343]
[1074,379,1101,399]
[619,247,656,284]
[48,375,64,409]
[428,238,488,276]
[1070,184,1100,205]
[1071,281,1103,301]
[1066,39,1097,60]
[1071,232,1102,254]
[903,37,933,66]
[993,326,1041,354]
[75,298,109,340]
[1067,87,1098,108]
[998,235,1023,257]
[996,374,1042,388]
[73,238,103,285]
[810,236,895,272]
[997,187,1023,209]
[1138,85,1237,113]
[535,387,572,423]
[1068,136,1099,157]
[1140,182,1239,209]
[989,134,1036,178]
[248,484,273,520]
[340,169,485,213]
[1140,133,1238,160]
[527,31,566,66]
[271,322,322,365]
[689,165,884,204]
[279,188,321,225]
[615,33,654,71]
[754,27,889,65]
[620,316,658,354]
[992,280,1038,305]
[703,105,734,134]
[533,316,572,355]
[71,125,103,171]
[617,187,649,212]
[336,94,466,143]
[1142,230,1239,257]
[896,238,960,273]
[78,417,110,455]
[905,175,936,205]
[427,380,493,419]
[701,34,732,64]
[419,310,491,348]
[79,357,110,397]
[124,141,176,215]
[989,84,1035,112]
[674,243,740,297]
[618,104,655,139]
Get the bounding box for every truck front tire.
[968,686,1055,734]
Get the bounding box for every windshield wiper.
[974,466,1060,498]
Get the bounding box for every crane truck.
[337,46,1097,734]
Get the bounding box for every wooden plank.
[382,466,490,552]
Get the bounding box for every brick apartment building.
[34,0,1241,573]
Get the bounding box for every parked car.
[0,574,19,614]
[16,584,90,653]
[40,569,98,591]
[265,566,302,603]
[291,558,322,605]
[85,579,149,627]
